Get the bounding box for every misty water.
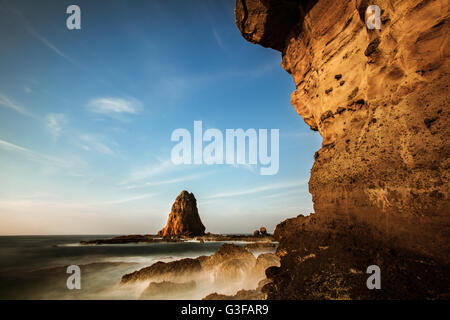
[0,235,274,299]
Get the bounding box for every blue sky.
[0,0,322,235]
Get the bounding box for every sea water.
[0,235,265,299]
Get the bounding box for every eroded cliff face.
[236,0,449,299]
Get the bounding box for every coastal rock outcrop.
[236,0,450,299]
[202,244,257,283]
[140,280,196,300]
[203,278,270,300]
[121,243,280,299]
[121,258,202,284]
[159,190,206,238]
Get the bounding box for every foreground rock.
[236,0,449,299]
[140,281,196,299]
[201,244,257,284]
[121,258,202,284]
[203,279,269,300]
[121,244,280,299]
[203,289,264,300]
[159,190,205,238]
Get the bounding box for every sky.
[0,0,322,235]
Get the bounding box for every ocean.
[0,235,272,300]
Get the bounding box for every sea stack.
[158,190,205,238]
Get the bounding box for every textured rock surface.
[140,280,196,300]
[159,190,206,237]
[121,243,279,299]
[253,253,281,277]
[120,258,202,284]
[201,244,257,280]
[236,0,449,299]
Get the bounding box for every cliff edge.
[236,0,449,299]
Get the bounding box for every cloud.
[27,26,79,66]
[123,173,207,190]
[0,192,157,209]
[0,92,32,116]
[127,160,175,182]
[5,4,80,67]
[0,138,72,168]
[212,28,226,51]
[78,134,115,155]
[46,113,67,138]
[87,97,142,116]
[101,193,157,205]
[204,180,307,200]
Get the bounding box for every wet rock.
[121,258,201,283]
[203,288,264,300]
[252,253,280,279]
[140,281,196,299]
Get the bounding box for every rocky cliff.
[159,190,206,237]
[236,0,449,299]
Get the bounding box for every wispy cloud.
[123,173,207,190]
[78,134,116,155]
[5,4,80,67]
[212,28,226,51]
[102,193,157,205]
[0,92,33,117]
[156,58,280,103]
[87,97,142,116]
[0,138,72,168]
[127,160,175,183]
[26,26,80,66]
[46,113,67,138]
[0,192,157,209]
[204,180,307,200]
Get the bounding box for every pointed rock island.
[158,190,205,238]
[79,190,274,244]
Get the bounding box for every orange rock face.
[236,0,449,299]
[159,191,206,238]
